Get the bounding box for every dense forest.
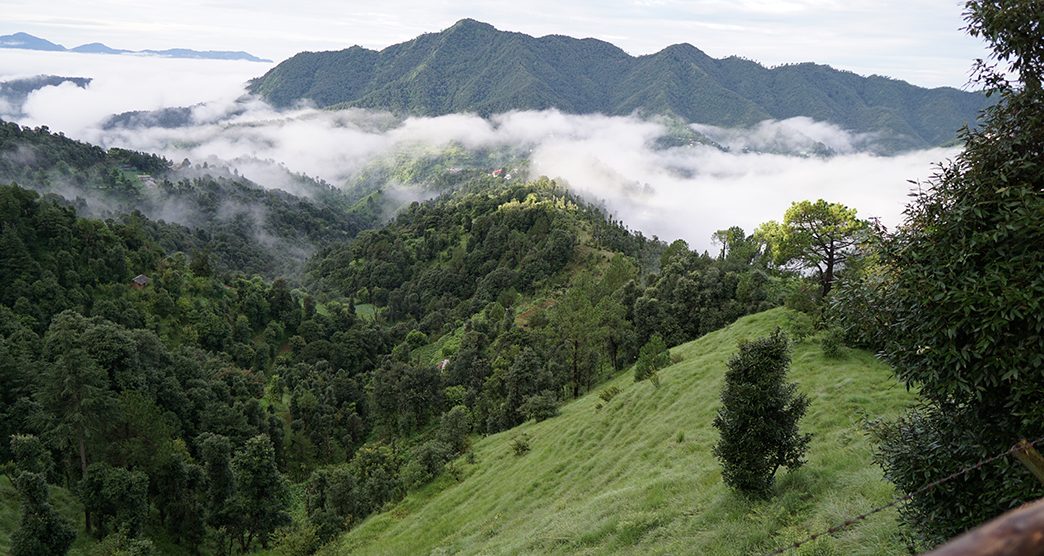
[0,117,794,554]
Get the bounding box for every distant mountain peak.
[0,31,271,62]
[449,18,496,30]
[0,32,65,51]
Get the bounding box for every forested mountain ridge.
[0,120,373,278]
[249,18,987,152]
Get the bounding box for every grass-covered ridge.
[324,308,916,555]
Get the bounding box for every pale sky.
[0,0,989,89]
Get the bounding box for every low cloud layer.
[2,51,954,252]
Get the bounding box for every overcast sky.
[1,0,988,89]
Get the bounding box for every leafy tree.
[757,200,867,296]
[198,433,236,553]
[713,329,810,497]
[549,275,609,397]
[39,311,118,533]
[229,434,291,552]
[11,471,76,556]
[350,443,401,515]
[438,404,473,454]
[9,434,53,478]
[305,465,360,543]
[401,440,453,488]
[856,0,1044,546]
[519,391,560,422]
[634,334,670,382]
[78,462,150,538]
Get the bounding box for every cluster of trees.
[825,0,1044,548]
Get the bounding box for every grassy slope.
[324,308,917,555]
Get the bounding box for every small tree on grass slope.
[713,329,810,497]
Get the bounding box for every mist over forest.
[1,5,1039,556]
[1,49,953,252]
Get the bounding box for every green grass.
[355,303,377,321]
[322,308,917,555]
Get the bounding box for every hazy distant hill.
[0,75,91,117]
[250,19,987,151]
[0,31,65,51]
[0,31,272,62]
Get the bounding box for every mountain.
[139,47,271,62]
[69,42,128,54]
[0,31,272,62]
[249,19,987,151]
[0,31,64,51]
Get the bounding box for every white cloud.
[1,50,951,252]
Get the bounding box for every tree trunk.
[79,430,91,534]
[821,244,835,297]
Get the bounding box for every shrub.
[90,531,157,556]
[269,524,321,556]
[781,311,814,343]
[598,385,621,403]
[519,391,559,422]
[713,329,810,497]
[821,327,844,358]
[635,334,670,382]
[511,434,531,457]
[401,440,453,489]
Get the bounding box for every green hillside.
[323,308,917,555]
[249,19,988,152]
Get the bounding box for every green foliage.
[248,20,987,151]
[634,334,670,382]
[713,329,810,497]
[90,530,157,556]
[305,465,359,543]
[842,1,1044,545]
[269,523,322,556]
[0,122,369,280]
[11,472,76,556]
[820,328,845,359]
[229,434,291,552]
[8,435,52,479]
[510,434,531,457]
[519,391,560,422]
[78,463,149,538]
[598,385,621,403]
[757,199,868,297]
[350,444,402,515]
[438,405,473,454]
[401,441,454,489]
